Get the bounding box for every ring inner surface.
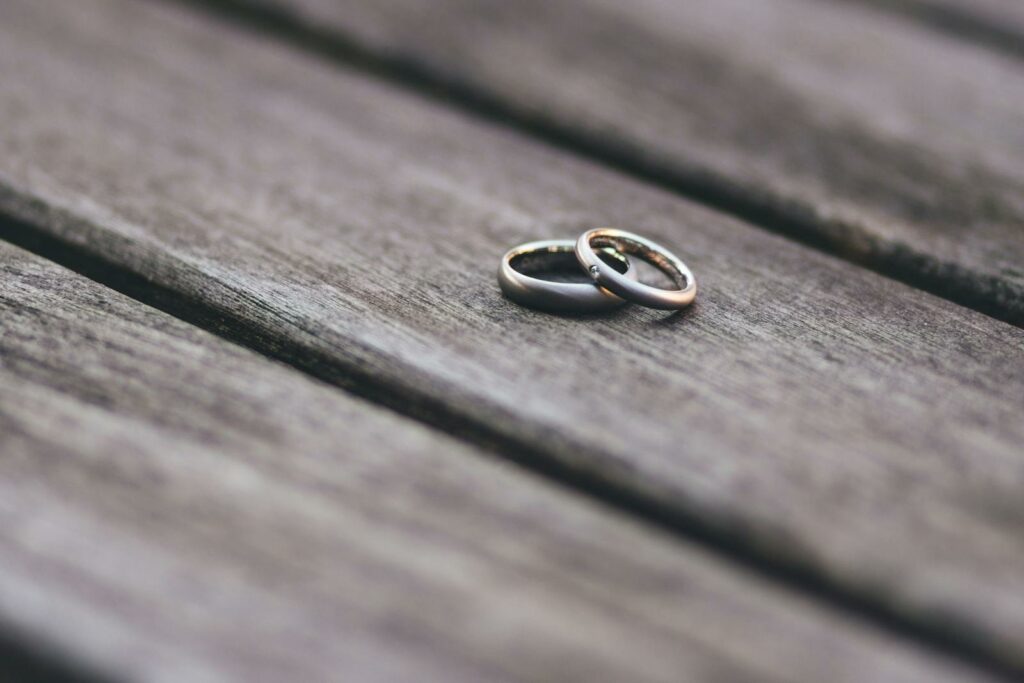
[512,247,627,283]
[591,236,685,289]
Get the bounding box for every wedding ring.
[498,239,637,312]
[575,228,696,310]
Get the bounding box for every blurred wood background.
[0,0,1021,681]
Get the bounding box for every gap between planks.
[0,614,112,683]
[832,0,1024,61]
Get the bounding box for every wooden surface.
[226,0,1024,325]
[1,0,1023,679]
[846,0,1024,58]
[4,240,995,683]
[1,0,1023,678]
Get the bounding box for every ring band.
[498,239,637,312]
[575,228,696,310]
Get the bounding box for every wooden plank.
[1,0,1023,672]
[879,0,1024,35]
[845,0,1024,58]
[219,0,1024,325]
[2,242,991,683]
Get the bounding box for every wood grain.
[844,0,1024,58]
[1,0,1024,672]
[3,241,993,682]
[220,0,1024,324]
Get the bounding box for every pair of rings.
[498,228,696,313]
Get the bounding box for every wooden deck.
[0,0,1021,680]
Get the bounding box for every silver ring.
[498,239,637,312]
[575,227,696,310]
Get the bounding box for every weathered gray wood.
[1,0,1024,672]
[877,0,1024,35]
[846,0,1024,58]
[3,242,991,683]
[226,0,1024,324]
